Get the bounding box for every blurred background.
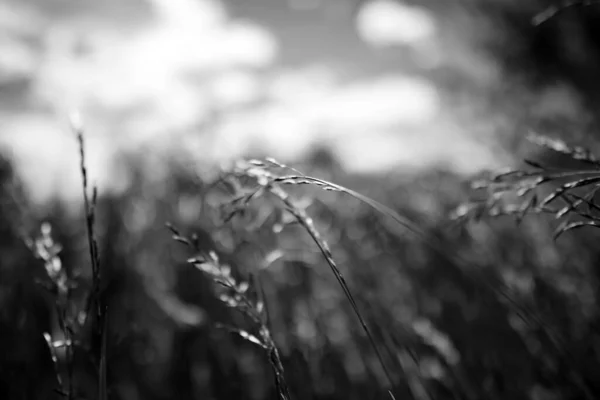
[3,0,600,399]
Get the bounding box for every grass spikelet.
[527,132,600,166]
[458,133,600,241]
[168,224,291,400]
[29,223,72,397]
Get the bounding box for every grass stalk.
[73,120,106,400]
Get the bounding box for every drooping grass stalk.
[267,182,396,389]
[265,161,557,337]
[217,160,397,392]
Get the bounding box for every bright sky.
[0,0,524,201]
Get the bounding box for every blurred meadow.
[3,0,600,399]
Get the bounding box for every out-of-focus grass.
[3,134,600,400]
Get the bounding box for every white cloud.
[210,70,263,108]
[330,126,502,175]
[267,66,337,105]
[356,0,437,47]
[0,114,115,202]
[255,104,318,160]
[331,131,416,173]
[287,0,322,11]
[313,76,439,129]
[209,105,317,163]
[32,0,278,126]
[202,67,502,176]
[148,0,226,29]
[0,1,44,35]
[0,2,44,82]
[205,70,443,168]
[0,36,38,82]
[264,71,440,136]
[220,21,278,69]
